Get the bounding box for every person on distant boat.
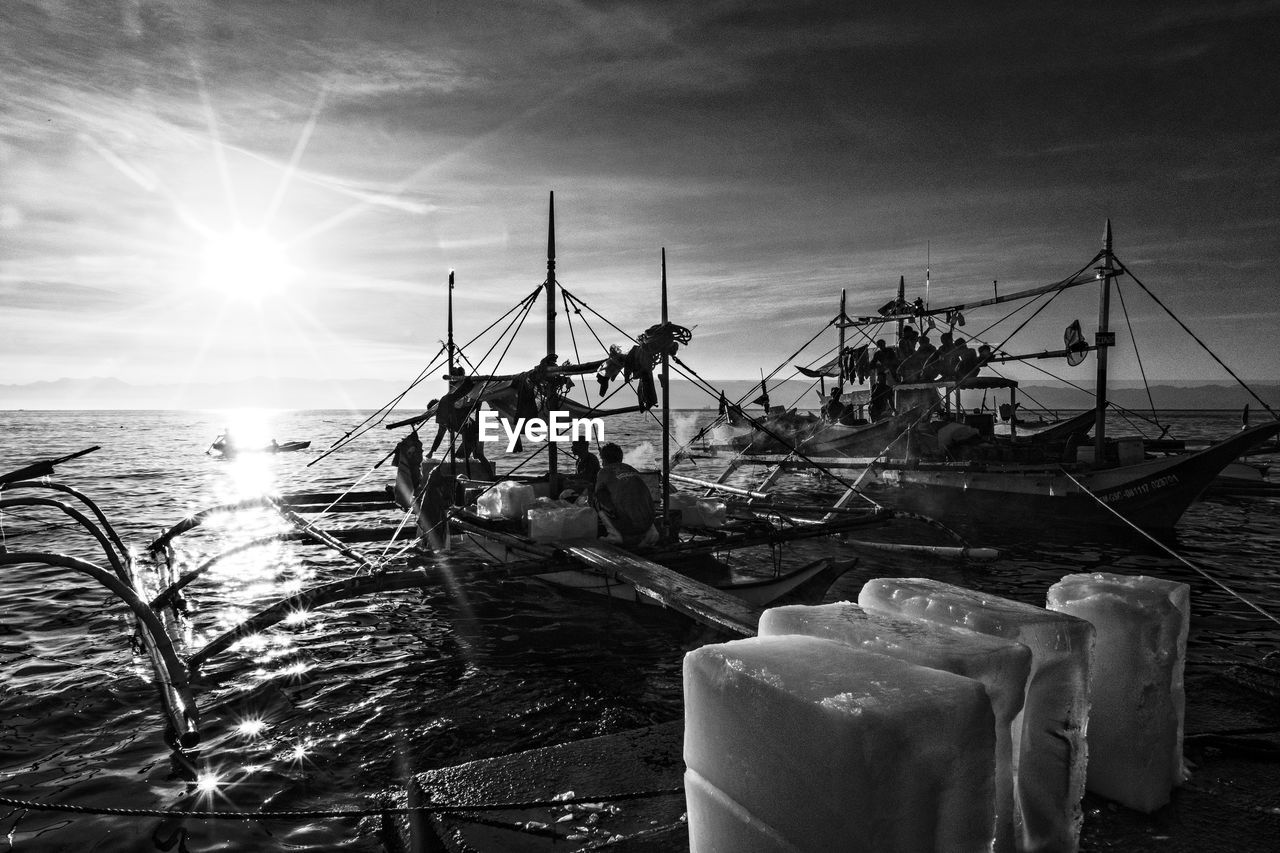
[952,337,978,380]
[899,334,937,383]
[914,334,941,381]
[594,442,659,547]
[934,332,958,379]
[897,328,918,362]
[823,387,847,422]
[870,339,899,383]
[975,344,995,374]
[869,340,898,420]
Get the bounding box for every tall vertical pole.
[1093,219,1114,467]
[660,248,671,536]
[838,288,847,387]
[896,275,906,342]
[545,192,558,485]
[447,269,457,468]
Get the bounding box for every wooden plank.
[562,542,761,637]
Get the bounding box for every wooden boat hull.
[461,532,850,607]
[870,422,1280,530]
[796,406,925,458]
[706,408,924,458]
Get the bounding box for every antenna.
[925,241,931,311]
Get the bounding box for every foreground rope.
[0,787,683,821]
[1059,467,1280,629]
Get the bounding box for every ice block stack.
[1047,572,1190,813]
[759,602,1032,853]
[683,635,996,853]
[859,578,1094,853]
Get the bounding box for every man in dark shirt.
[823,387,847,422]
[567,438,600,496]
[594,442,658,546]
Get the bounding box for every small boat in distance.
[207,435,311,458]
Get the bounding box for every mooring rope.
[1058,467,1280,629]
[0,787,683,821]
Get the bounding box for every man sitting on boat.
[563,438,600,498]
[823,387,847,422]
[594,442,659,547]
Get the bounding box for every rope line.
[0,788,683,821]
[1114,280,1161,430]
[1118,260,1279,420]
[1058,467,1280,628]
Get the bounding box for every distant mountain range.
[2,375,1278,413]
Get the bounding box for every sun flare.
[200,228,296,301]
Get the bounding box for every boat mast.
[838,288,847,388]
[546,192,558,484]
[660,248,671,536]
[1093,219,1115,467]
[896,275,906,343]
[447,269,457,468]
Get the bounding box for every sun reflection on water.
[213,408,288,504]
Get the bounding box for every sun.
[200,228,297,302]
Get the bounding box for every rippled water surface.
[1,409,1277,851]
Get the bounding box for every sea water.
[0,409,1277,851]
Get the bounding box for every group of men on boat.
[566,440,660,547]
[819,328,994,424]
[397,408,660,550]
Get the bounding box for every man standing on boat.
[427,373,477,458]
[869,340,898,420]
[594,443,658,547]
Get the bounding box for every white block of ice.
[1047,572,1190,813]
[859,578,1094,853]
[760,602,1032,853]
[683,635,995,853]
[685,768,801,853]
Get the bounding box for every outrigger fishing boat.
[839,222,1280,531]
[691,222,1279,532]
[366,194,997,626]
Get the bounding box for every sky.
[3,0,1279,407]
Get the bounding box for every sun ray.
[264,83,331,227]
[188,50,240,227]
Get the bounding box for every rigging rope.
[1117,259,1279,420]
[1058,467,1280,629]
[318,342,445,453]
[1114,280,1161,430]
[312,286,544,468]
